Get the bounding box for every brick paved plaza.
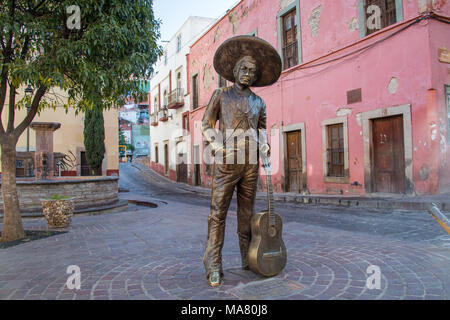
[0,164,449,300]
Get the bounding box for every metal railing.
[168,88,184,108]
[158,108,169,121]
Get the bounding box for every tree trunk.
[1,136,25,242]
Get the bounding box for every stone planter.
[41,197,75,228]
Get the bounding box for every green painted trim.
[358,0,366,38]
[358,0,404,38]
[277,16,283,66]
[296,0,302,64]
[248,28,258,37]
[395,0,403,22]
[278,1,297,18]
[276,0,302,69]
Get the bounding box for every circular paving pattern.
[0,199,449,300]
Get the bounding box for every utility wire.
[255,13,448,94]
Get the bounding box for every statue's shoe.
[208,271,223,287]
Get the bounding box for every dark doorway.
[164,143,169,175]
[193,145,201,186]
[81,152,102,176]
[286,130,303,193]
[177,153,188,184]
[371,115,405,194]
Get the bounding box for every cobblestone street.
[0,163,449,300]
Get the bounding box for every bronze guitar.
[248,154,287,277]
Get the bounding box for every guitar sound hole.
[268,226,277,237]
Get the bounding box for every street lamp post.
[24,84,34,176]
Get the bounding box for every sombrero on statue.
[213,35,282,87]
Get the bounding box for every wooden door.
[177,153,188,184]
[81,152,102,176]
[286,131,302,193]
[81,152,90,176]
[371,115,405,193]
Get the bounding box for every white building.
[119,104,139,124]
[149,16,215,183]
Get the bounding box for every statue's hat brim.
[213,36,282,87]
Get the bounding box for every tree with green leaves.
[0,0,161,242]
[83,105,105,175]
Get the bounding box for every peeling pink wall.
[427,18,450,192]
[189,0,450,195]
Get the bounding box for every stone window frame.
[163,88,168,108]
[321,117,349,184]
[277,0,302,70]
[153,96,158,114]
[361,104,413,194]
[154,143,159,164]
[163,140,170,175]
[75,146,84,176]
[358,0,403,38]
[176,67,183,90]
[280,122,308,192]
[182,111,190,134]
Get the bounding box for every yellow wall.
[0,86,119,175]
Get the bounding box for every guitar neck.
[264,164,276,227]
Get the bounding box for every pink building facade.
[188,0,450,196]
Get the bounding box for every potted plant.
[41,194,75,228]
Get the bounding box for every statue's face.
[234,57,257,87]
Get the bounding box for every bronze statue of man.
[201,36,282,287]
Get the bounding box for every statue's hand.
[211,142,238,159]
[260,143,270,157]
[210,141,224,156]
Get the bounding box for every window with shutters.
[192,74,199,109]
[281,9,298,70]
[327,124,345,177]
[359,0,403,37]
[322,118,349,183]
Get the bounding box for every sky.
[153,0,240,43]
